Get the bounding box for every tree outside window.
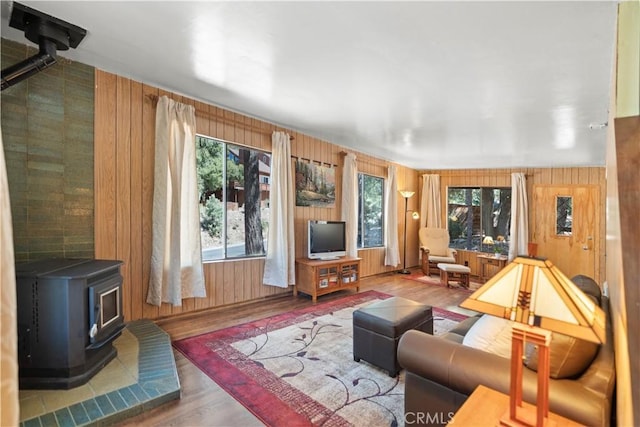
[196,135,270,261]
[357,173,384,248]
[447,187,511,255]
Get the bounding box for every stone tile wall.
[1,38,95,261]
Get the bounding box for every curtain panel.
[263,131,295,288]
[509,172,529,261]
[0,131,19,427]
[341,153,358,258]
[420,174,442,228]
[384,165,400,266]
[147,96,206,306]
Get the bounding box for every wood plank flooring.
[115,268,476,427]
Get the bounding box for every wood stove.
[15,258,125,389]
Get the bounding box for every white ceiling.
[1,1,618,170]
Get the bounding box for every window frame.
[356,172,385,249]
[446,185,512,255]
[196,134,272,262]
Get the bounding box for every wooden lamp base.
[501,324,554,427]
[500,406,557,427]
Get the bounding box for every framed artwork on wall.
[295,160,336,207]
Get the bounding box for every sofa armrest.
[575,297,616,400]
[447,315,481,336]
[398,329,511,395]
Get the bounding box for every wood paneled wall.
[419,168,606,283]
[94,70,419,322]
[609,116,640,425]
[94,70,604,322]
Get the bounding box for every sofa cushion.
[462,315,513,359]
[420,228,450,256]
[429,254,456,264]
[521,274,601,379]
[524,331,599,379]
[571,275,602,305]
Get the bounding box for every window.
[556,196,572,236]
[447,187,511,255]
[196,135,271,261]
[357,173,384,248]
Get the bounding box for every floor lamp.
[399,190,417,274]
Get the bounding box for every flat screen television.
[308,220,347,260]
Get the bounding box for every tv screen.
[308,220,346,260]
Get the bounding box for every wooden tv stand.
[294,257,361,302]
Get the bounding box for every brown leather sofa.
[397,276,616,426]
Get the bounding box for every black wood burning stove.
[15,258,125,389]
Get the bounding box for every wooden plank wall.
[95,70,604,323]
[94,69,419,322]
[612,116,640,424]
[419,168,606,283]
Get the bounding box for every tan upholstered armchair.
[419,227,457,275]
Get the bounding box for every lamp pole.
[399,191,415,274]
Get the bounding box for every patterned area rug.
[173,291,468,427]
[402,272,482,291]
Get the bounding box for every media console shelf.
[295,257,361,302]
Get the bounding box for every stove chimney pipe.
[1,2,86,91]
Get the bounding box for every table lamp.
[460,256,605,427]
[482,235,495,253]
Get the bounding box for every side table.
[477,254,508,282]
[451,385,582,426]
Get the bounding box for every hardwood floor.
[116,268,476,427]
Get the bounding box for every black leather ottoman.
[353,296,433,377]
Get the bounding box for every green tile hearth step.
[20,320,180,427]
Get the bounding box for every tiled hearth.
[19,320,180,426]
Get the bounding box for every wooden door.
[532,185,600,280]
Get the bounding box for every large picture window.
[447,187,511,255]
[196,135,271,261]
[357,173,384,248]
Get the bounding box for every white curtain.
[0,131,19,427]
[341,153,358,258]
[263,131,295,288]
[147,96,206,306]
[384,165,400,266]
[420,174,442,228]
[509,172,529,261]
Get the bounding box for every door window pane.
[556,196,572,236]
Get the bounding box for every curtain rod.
[422,171,531,177]
[145,94,294,140]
